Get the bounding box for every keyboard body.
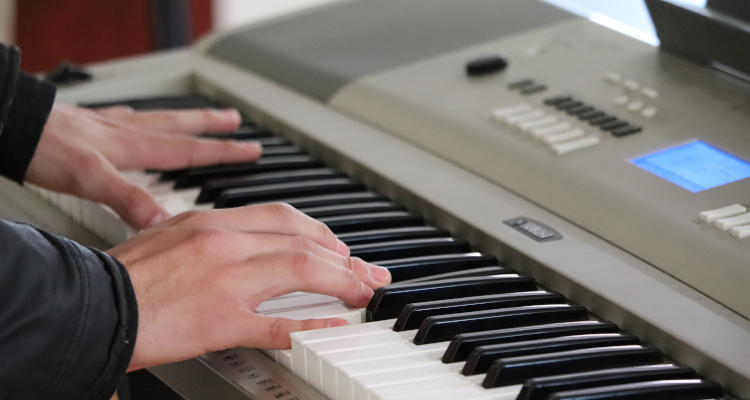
[15,0,750,398]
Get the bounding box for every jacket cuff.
[0,70,56,184]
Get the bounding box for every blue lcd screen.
[631,140,750,193]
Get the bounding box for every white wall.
[0,0,15,44]
[213,0,343,31]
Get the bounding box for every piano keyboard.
[28,95,742,400]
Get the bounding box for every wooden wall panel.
[16,0,213,73]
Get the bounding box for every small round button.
[466,55,508,77]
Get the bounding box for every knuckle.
[291,250,318,278]
[268,318,290,344]
[342,268,361,294]
[266,202,300,223]
[190,226,231,252]
[291,236,316,253]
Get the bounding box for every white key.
[381,384,522,400]
[256,293,341,314]
[490,103,533,120]
[278,349,293,371]
[373,375,489,400]
[715,212,750,231]
[551,136,601,155]
[351,363,464,400]
[322,341,447,399]
[305,330,416,393]
[731,224,750,238]
[517,116,559,132]
[542,128,585,144]
[699,204,746,223]
[528,123,572,139]
[332,342,448,399]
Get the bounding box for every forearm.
[0,220,137,400]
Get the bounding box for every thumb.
[240,315,350,350]
[79,156,170,230]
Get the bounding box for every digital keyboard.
[18,0,750,399]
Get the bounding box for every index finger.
[108,108,242,135]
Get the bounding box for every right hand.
[106,203,392,372]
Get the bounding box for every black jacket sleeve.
[0,44,138,399]
[0,220,138,399]
[0,43,56,184]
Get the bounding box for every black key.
[519,364,698,400]
[173,155,324,188]
[578,110,606,121]
[378,253,499,282]
[589,115,617,126]
[82,95,216,110]
[366,275,536,321]
[414,305,588,345]
[556,101,583,111]
[482,346,663,388]
[463,333,640,375]
[254,136,290,147]
[547,379,723,400]
[521,85,547,95]
[215,178,365,208]
[566,105,594,115]
[320,212,423,234]
[199,126,273,140]
[337,226,451,246]
[197,168,343,203]
[399,266,513,284]
[612,125,642,137]
[349,238,471,262]
[544,96,572,106]
[299,202,405,219]
[599,120,629,131]
[507,79,536,90]
[249,192,386,208]
[443,321,619,363]
[258,145,305,157]
[394,291,565,331]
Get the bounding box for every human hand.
[25,103,263,230]
[106,204,392,371]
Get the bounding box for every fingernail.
[336,239,350,256]
[361,283,374,304]
[326,319,349,328]
[370,266,391,284]
[148,211,170,227]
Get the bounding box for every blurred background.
[0,0,706,74]
[0,0,339,73]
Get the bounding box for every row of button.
[604,72,659,98]
[543,96,642,137]
[698,204,750,238]
[491,103,601,155]
[507,78,548,96]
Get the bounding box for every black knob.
[466,55,508,77]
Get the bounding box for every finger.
[251,252,375,308]
[223,203,347,257]
[75,153,171,230]
[229,233,390,288]
[112,134,263,170]
[110,108,242,135]
[94,105,135,118]
[237,316,350,350]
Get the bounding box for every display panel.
[631,140,750,192]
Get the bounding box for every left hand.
[26,103,263,229]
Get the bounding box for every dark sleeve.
[0,43,56,184]
[0,219,138,400]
